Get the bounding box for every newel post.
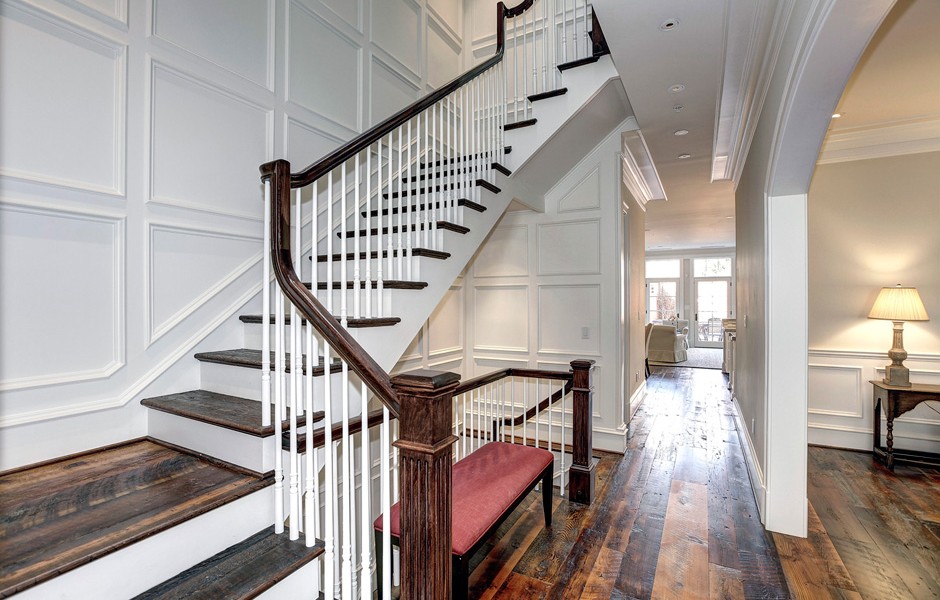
[391,369,460,600]
[568,359,596,505]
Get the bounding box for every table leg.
[886,398,895,471]
[873,397,881,456]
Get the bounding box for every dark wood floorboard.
[474,367,790,599]
[0,439,269,598]
[776,445,940,600]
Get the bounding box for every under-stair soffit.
[511,79,634,204]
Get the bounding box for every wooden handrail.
[454,367,572,395]
[293,408,391,450]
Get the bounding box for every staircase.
[0,1,614,598]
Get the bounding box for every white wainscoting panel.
[287,2,361,131]
[473,286,529,352]
[429,286,463,356]
[428,0,460,42]
[285,117,343,165]
[557,167,600,213]
[427,18,461,89]
[472,225,528,278]
[372,0,420,78]
[148,224,261,343]
[0,2,125,195]
[314,0,361,32]
[0,202,124,390]
[808,349,940,452]
[149,63,270,220]
[370,55,420,126]
[151,0,273,89]
[537,284,601,356]
[75,0,127,24]
[537,220,600,275]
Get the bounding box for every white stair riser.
[148,409,274,474]
[15,487,273,600]
[200,361,367,414]
[312,252,447,282]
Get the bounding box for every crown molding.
[621,119,665,211]
[817,116,940,164]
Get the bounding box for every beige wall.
[807,150,940,451]
[626,185,647,408]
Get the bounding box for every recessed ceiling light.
[725,216,734,219]
[674,129,689,136]
[831,113,842,119]
[668,84,685,94]
[660,18,679,31]
[673,104,684,113]
[678,153,691,159]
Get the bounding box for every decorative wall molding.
[817,117,940,164]
[536,220,601,276]
[69,0,129,27]
[0,283,260,427]
[0,199,126,392]
[807,363,863,418]
[536,284,602,356]
[146,221,262,345]
[147,60,273,221]
[149,0,275,91]
[0,0,127,197]
[809,347,940,363]
[620,126,664,208]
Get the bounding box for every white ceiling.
[594,0,940,252]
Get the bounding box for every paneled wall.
[808,150,940,452]
[0,0,465,469]
[460,128,633,452]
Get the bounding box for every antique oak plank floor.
[0,438,270,598]
[471,367,790,599]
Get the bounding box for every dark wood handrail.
[293,408,391,450]
[454,367,572,396]
[262,158,401,414]
[498,379,574,429]
[285,0,533,188]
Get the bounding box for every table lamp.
[868,284,929,387]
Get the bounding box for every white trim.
[0,283,259,427]
[629,380,647,420]
[146,221,262,345]
[809,347,940,363]
[732,396,767,517]
[0,200,126,392]
[620,124,665,207]
[818,116,940,164]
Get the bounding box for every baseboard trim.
[731,396,767,520]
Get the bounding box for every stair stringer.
[344,56,624,372]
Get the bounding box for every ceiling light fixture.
[668,84,685,93]
[673,104,684,113]
[831,113,842,119]
[674,129,689,136]
[678,153,691,159]
[660,18,679,31]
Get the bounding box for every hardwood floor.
[775,446,940,599]
[470,367,790,599]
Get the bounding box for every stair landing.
[0,439,271,598]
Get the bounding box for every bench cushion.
[373,442,554,555]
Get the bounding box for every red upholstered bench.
[374,441,554,599]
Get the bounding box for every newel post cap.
[390,369,461,394]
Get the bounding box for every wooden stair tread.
[194,349,342,375]
[311,248,451,262]
[363,197,486,217]
[132,526,324,600]
[306,279,428,291]
[239,314,402,328]
[337,221,470,238]
[406,161,511,181]
[0,439,270,598]
[141,390,324,437]
[475,178,501,194]
[557,55,600,71]
[491,162,512,176]
[421,147,511,168]
[383,179,497,199]
[504,118,537,131]
[528,87,568,102]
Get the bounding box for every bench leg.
[453,555,469,600]
[542,467,553,528]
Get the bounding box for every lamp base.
[883,364,911,387]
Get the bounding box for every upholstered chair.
[647,324,689,363]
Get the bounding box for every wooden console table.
[871,380,940,470]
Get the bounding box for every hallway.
[473,367,790,598]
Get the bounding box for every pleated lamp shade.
[868,285,930,321]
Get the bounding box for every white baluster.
[359,382,372,599]
[381,408,391,600]
[396,126,404,280]
[341,364,352,598]
[405,120,413,280]
[354,153,361,320]
[365,149,372,319]
[274,291,285,533]
[562,0,568,64]
[327,171,334,315]
[262,181,271,429]
[341,161,348,327]
[323,341,335,596]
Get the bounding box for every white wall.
[0,0,465,469]
[734,0,895,536]
[807,150,940,451]
[460,127,630,452]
